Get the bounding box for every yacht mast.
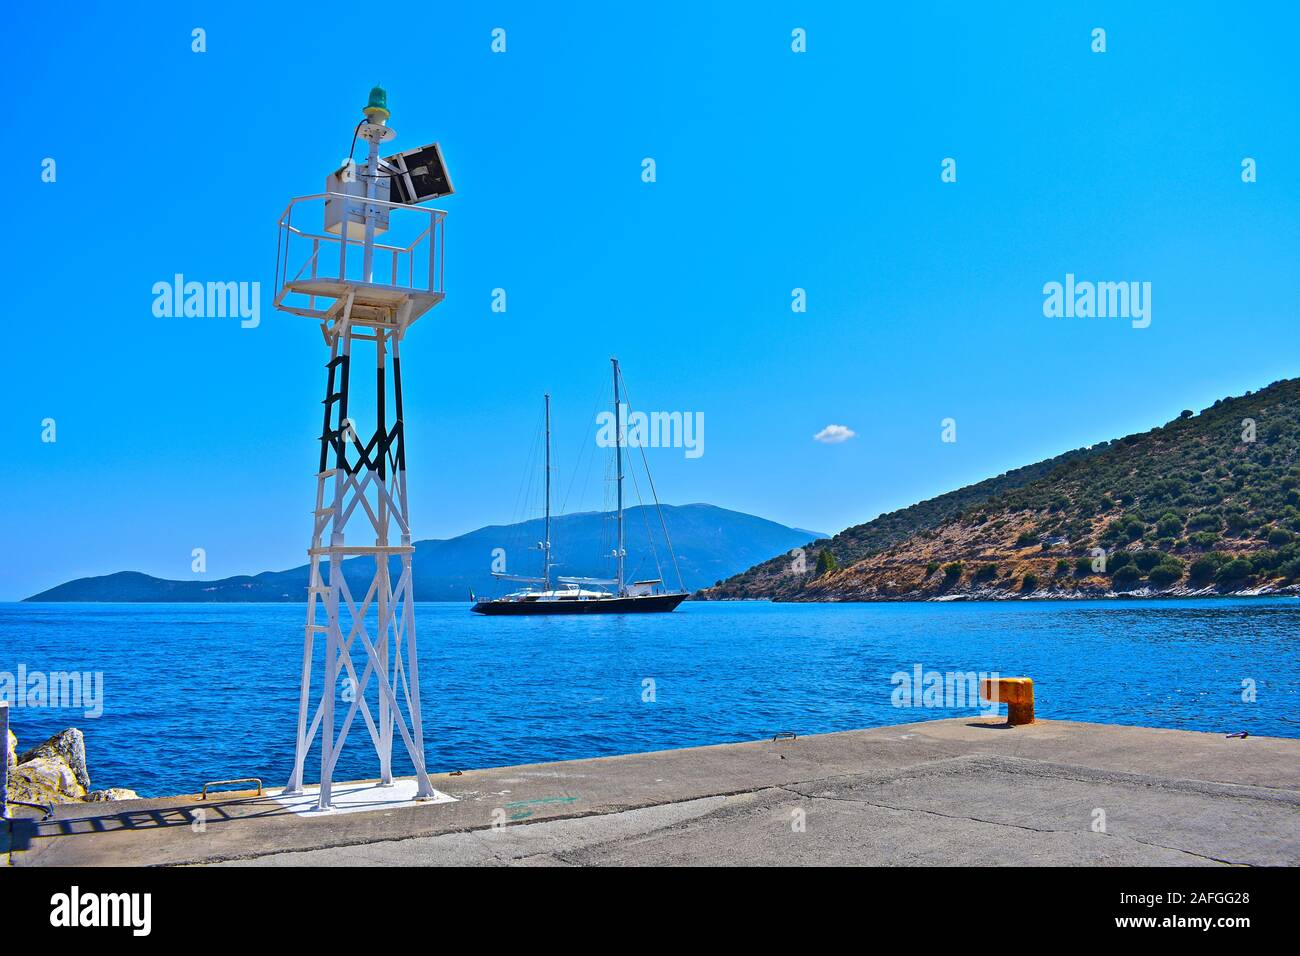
[612,357,625,595]
[543,392,552,591]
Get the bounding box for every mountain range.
[26,504,822,602]
[701,377,1300,601]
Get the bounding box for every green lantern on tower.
[363,84,389,122]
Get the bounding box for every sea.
[1,598,1295,797]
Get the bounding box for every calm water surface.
[1,599,1295,796]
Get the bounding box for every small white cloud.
[813,424,856,444]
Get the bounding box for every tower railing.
[273,193,446,321]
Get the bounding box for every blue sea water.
[1,599,1296,797]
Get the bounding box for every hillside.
[698,446,1105,599]
[27,504,822,602]
[700,378,1300,601]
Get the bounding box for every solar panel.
[383,142,455,204]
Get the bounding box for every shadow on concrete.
[7,794,290,856]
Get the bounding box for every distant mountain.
[26,504,824,602]
[701,378,1300,601]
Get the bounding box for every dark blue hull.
[471,592,688,615]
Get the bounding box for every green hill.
[700,377,1300,601]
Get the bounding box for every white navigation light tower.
[273,85,454,810]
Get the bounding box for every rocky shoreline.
[4,726,138,813]
[699,583,1300,603]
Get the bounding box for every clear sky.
[2,2,1297,600]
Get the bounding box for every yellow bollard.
[981,677,1035,726]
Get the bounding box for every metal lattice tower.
[273,86,451,809]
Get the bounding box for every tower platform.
[274,192,446,329]
[282,278,444,328]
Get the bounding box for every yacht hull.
[471,592,688,615]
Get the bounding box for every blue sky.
[2,1,1297,600]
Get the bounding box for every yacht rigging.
[471,359,688,615]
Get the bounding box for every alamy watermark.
[596,403,703,459]
[891,665,1000,716]
[1,665,104,718]
[1043,273,1150,329]
[50,886,151,936]
[152,274,261,329]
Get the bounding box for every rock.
[85,788,140,802]
[6,761,86,808]
[15,755,87,799]
[18,728,90,791]
[6,726,138,813]
[5,727,15,770]
[5,771,59,810]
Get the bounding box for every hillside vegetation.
[700,378,1300,601]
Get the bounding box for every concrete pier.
[4,718,1298,866]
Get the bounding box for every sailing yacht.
[470,359,689,615]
